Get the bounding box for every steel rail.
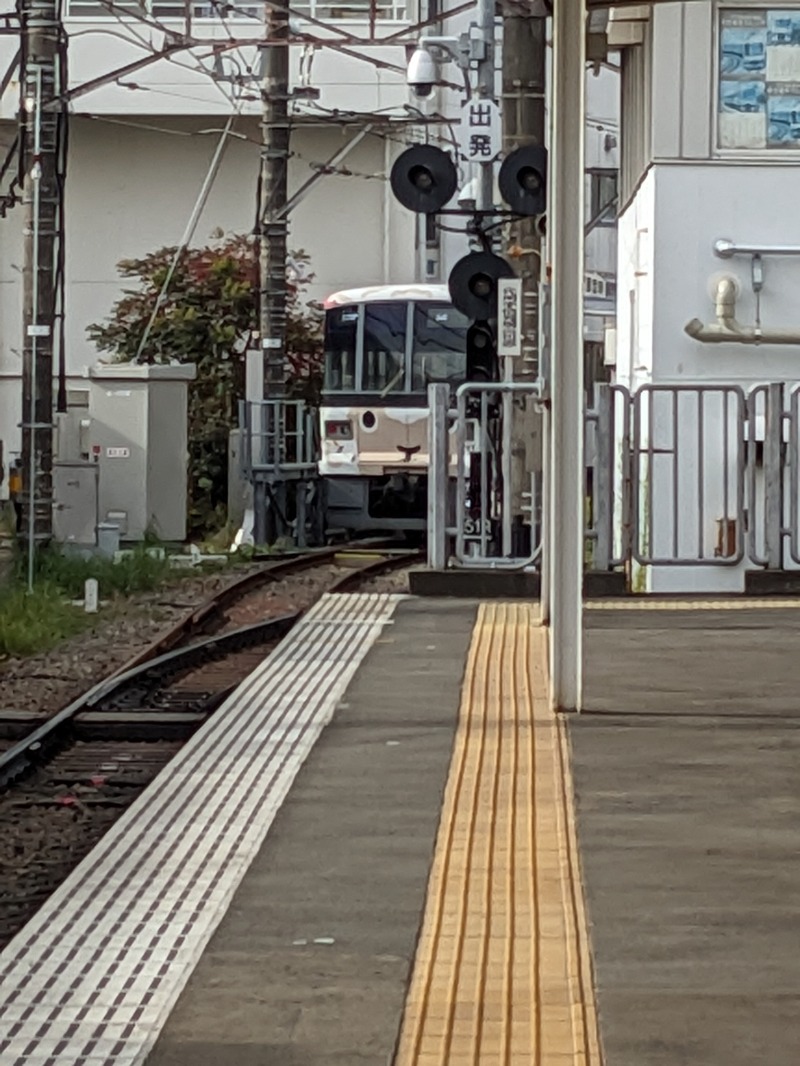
[0,547,418,787]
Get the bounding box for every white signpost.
[497,277,523,356]
[459,97,502,162]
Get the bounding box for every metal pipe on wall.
[686,275,800,345]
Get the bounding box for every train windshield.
[323,305,358,391]
[411,303,468,391]
[362,303,406,394]
[322,297,468,394]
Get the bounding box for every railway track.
[0,546,417,949]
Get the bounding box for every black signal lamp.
[390,145,458,214]
[448,251,515,320]
[466,321,496,382]
[499,145,548,216]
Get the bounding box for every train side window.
[323,306,358,391]
[363,303,407,393]
[411,303,468,390]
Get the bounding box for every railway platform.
[2,593,800,1065]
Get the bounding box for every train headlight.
[324,420,353,440]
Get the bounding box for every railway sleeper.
[72,710,207,741]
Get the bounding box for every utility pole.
[255,0,290,544]
[20,0,60,582]
[501,4,547,556]
[259,0,290,398]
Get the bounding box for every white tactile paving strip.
[0,593,401,1066]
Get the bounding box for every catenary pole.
[549,0,585,710]
[20,0,61,585]
[255,0,290,544]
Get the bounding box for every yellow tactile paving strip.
[586,598,800,609]
[395,603,601,1066]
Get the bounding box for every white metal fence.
[430,379,800,579]
[587,381,800,575]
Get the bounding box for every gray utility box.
[85,363,197,541]
[53,461,98,546]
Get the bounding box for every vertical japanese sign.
[718,8,800,149]
[497,277,523,356]
[459,97,501,162]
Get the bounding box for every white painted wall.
[615,2,800,591]
[615,166,654,391]
[0,20,411,117]
[0,115,416,459]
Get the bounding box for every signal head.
[390,145,458,214]
[448,251,515,320]
[499,145,548,216]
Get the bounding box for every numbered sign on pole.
[497,277,523,356]
[459,98,501,162]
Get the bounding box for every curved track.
[0,546,416,948]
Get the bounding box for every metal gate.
[587,381,800,575]
[430,379,800,578]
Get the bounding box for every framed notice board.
[718,7,800,149]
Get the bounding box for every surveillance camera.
[406,46,438,98]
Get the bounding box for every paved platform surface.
[576,605,800,1065]
[146,597,476,1066]
[3,596,800,1066]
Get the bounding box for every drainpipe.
[685,275,800,345]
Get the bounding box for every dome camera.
[406,46,438,98]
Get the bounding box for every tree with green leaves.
[88,234,323,537]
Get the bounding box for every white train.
[319,284,468,534]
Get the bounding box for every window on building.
[589,169,619,225]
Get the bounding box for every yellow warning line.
[585,598,800,610]
[395,603,601,1065]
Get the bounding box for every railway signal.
[389,145,458,214]
[447,250,515,320]
[498,144,548,216]
[466,321,496,381]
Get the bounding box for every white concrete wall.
[0,114,416,457]
[654,164,800,385]
[0,20,411,117]
[615,1,800,591]
[615,167,654,390]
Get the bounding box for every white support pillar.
[548,0,585,711]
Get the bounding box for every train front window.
[323,305,358,391]
[411,303,468,390]
[362,303,407,394]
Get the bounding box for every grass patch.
[0,581,91,658]
[33,545,176,599]
[0,543,234,661]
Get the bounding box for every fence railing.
[588,381,800,575]
[427,381,543,571]
[239,399,317,479]
[432,379,800,576]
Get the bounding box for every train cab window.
[362,303,407,394]
[323,305,358,391]
[411,303,468,391]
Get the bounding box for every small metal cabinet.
[53,461,98,546]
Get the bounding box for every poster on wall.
[718,8,800,149]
